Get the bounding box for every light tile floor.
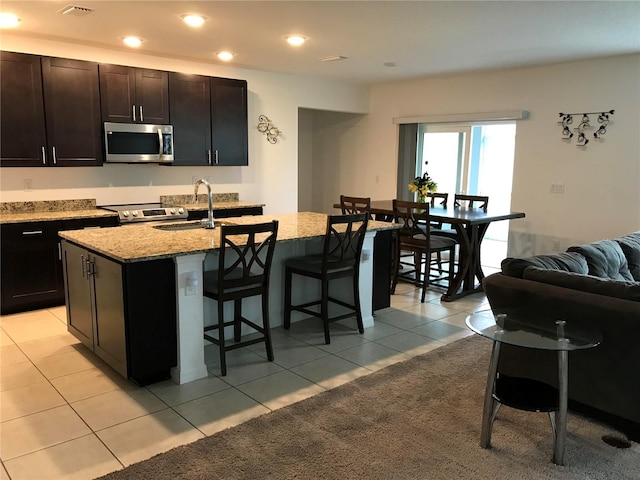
[0,275,496,480]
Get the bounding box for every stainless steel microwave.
[104,122,174,164]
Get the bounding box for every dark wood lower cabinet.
[0,217,118,315]
[62,240,177,386]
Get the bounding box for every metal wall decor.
[558,110,614,147]
[257,115,283,144]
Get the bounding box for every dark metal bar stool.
[203,221,279,376]
[284,213,369,344]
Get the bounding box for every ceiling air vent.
[57,5,94,16]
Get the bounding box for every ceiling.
[2,1,640,85]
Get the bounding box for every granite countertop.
[59,212,398,263]
[0,199,118,224]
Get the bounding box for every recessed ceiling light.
[319,55,347,62]
[286,35,307,47]
[122,36,143,48]
[181,14,206,27]
[0,12,21,28]
[383,62,397,67]
[216,51,234,62]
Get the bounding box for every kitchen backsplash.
[160,193,239,206]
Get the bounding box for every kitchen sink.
[153,220,235,231]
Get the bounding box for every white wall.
[315,55,640,255]
[0,35,370,214]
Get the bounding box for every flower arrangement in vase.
[408,162,437,203]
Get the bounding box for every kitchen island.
[59,212,397,385]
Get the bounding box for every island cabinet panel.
[211,77,248,166]
[169,73,212,166]
[99,64,169,124]
[0,52,103,167]
[62,240,177,385]
[169,73,248,166]
[0,221,64,314]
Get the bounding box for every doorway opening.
[417,122,516,269]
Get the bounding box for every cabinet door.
[61,240,94,348]
[0,52,47,167]
[210,78,248,166]
[136,69,169,124]
[169,72,212,166]
[41,57,103,166]
[91,253,128,378]
[1,222,64,314]
[99,64,136,123]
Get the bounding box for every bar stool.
[203,221,279,376]
[339,195,372,218]
[284,213,369,344]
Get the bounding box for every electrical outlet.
[23,179,33,191]
[550,183,565,194]
[552,240,561,252]
[185,285,197,296]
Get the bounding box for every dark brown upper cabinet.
[169,73,248,166]
[99,64,169,124]
[0,52,103,167]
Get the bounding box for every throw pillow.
[615,232,640,282]
[501,252,588,278]
[568,239,634,282]
[523,266,640,302]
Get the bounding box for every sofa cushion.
[568,239,634,281]
[501,252,588,279]
[523,266,640,302]
[615,232,640,281]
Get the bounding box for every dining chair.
[454,194,489,212]
[391,199,458,302]
[203,220,279,376]
[339,195,371,216]
[284,213,368,344]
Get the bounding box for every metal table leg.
[481,340,501,448]
[553,348,568,465]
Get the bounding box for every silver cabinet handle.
[132,104,136,122]
[58,243,62,261]
[208,149,212,165]
[22,230,43,235]
[52,146,57,165]
[81,255,87,278]
[140,105,144,122]
[87,258,95,277]
[214,149,219,165]
[41,146,46,165]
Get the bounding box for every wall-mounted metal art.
[257,115,283,144]
[559,110,614,147]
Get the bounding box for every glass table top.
[466,310,602,351]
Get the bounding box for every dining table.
[338,200,526,302]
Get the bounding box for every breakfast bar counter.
[59,212,397,385]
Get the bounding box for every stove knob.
[122,211,129,217]
[178,208,185,214]
[132,211,139,217]
[170,208,176,214]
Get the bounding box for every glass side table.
[466,310,602,465]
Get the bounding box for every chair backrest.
[339,195,371,218]
[427,192,448,208]
[392,199,430,243]
[454,194,489,212]
[323,213,369,272]
[217,221,279,295]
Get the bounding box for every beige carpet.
[98,335,639,480]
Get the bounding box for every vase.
[418,194,428,204]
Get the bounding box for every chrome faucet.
[194,178,215,229]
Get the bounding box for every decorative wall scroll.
[558,110,614,147]
[257,115,283,144]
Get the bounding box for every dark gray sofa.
[483,232,640,439]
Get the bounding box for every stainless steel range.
[100,203,189,224]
